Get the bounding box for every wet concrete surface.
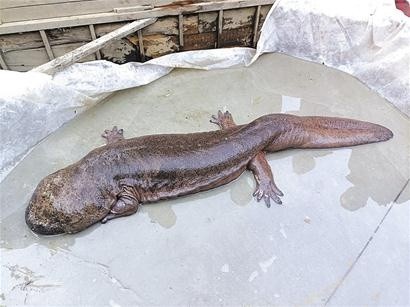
[1,53,409,306]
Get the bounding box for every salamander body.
[25,112,393,234]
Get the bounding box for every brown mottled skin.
[26,112,393,235]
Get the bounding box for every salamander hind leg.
[210,110,236,129]
[102,126,124,144]
[101,186,139,223]
[248,152,284,207]
[210,110,284,207]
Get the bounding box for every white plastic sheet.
[255,0,410,115]
[0,0,409,181]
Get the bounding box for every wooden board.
[0,32,44,52]
[0,0,275,34]
[0,0,205,9]
[0,3,273,71]
[32,18,155,74]
[0,0,223,21]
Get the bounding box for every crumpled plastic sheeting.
[0,48,256,181]
[52,48,255,97]
[0,1,409,181]
[255,0,410,115]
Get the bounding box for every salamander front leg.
[102,126,124,144]
[101,186,139,223]
[210,110,236,129]
[210,110,284,207]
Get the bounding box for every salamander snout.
[26,169,111,235]
[25,176,67,235]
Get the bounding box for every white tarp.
[0,0,409,181]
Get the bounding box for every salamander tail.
[297,116,393,149]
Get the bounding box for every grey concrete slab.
[1,53,409,306]
[327,182,410,306]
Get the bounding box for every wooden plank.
[143,33,178,58]
[0,51,8,70]
[47,26,91,46]
[39,30,55,60]
[217,9,223,47]
[253,5,261,47]
[1,0,164,22]
[114,5,153,13]
[0,0,275,35]
[223,7,255,30]
[219,25,253,47]
[178,14,184,47]
[183,14,199,34]
[142,16,178,36]
[184,32,216,50]
[88,24,101,60]
[137,30,145,61]
[198,11,218,33]
[52,42,96,61]
[0,31,43,52]
[0,0,195,10]
[32,18,156,74]
[3,42,96,69]
[3,47,49,67]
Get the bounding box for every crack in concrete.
[324,178,410,305]
[58,250,142,303]
[4,264,61,305]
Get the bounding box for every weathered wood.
[32,18,156,74]
[2,42,95,71]
[137,30,145,61]
[0,3,273,71]
[183,14,199,34]
[198,11,217,33]
[52,42,96,61]
[3,47,49,67]
[0,51,8,70]
[223,7,255,30]
[217,9,223,47]
[1,0,164,23]
[39,30,55,60]
[143,33,179,58]
[220,26,253,47]
[99,38,136,64]
[47,26,92,46]
[88,24,101,60]
[0,0,275,35]
[178,14,184,47]
[0,0,192,10]
[114,5,153,13]
[253,5,261,47]
[184,32,216,50]
[0,32,43,52]
[143,16,178,35]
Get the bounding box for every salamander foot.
[102,126,124,144]
[210,110,236,129]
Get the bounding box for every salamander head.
[25,168,110,235]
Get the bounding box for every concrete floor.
[1,53,409,306]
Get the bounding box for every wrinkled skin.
[26,112,393,235]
